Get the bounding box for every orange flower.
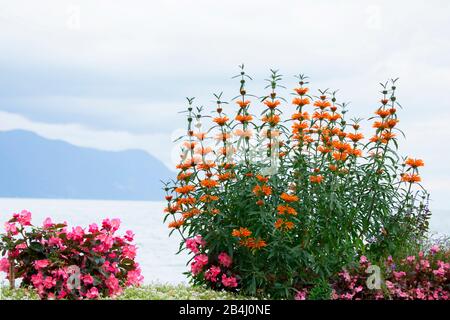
[381,131,396,141]
[309,175,324,184]
[199,194,219,202]
[274,218,284,229]
[200,179,218,189]
[194,132,207,140]
[175,185,196,194]
[292,121,309,134]
[386,119,399,129]
[292,97,310,106]
[177,197,196,206]
[177,172,193,181]
[328,113,341,122]
[329,164,338,171]
[256,199,264,206]
[215,132,233,141]
[351,148,362,157]
[262,114,281,126]
[318,145,332,154]
[401,173,421,183]
[375,109,390,118]
[243,238,267,249]
[182,208,201,219]
[195,146,213,155]
[280,193,299,203]
[314,100,331,110]
[275,218,294,231]
[347,133,364,143]
[333,152,348,161]
[168,219,184,229]
[253,184,272,197]
[234,128,253,138]
[405,158,425,168]
[332,141,352,153]
[213,116,229,126]
[264,100,281,109]
[291,111,310,121]
[294,87,309,95]
[217,172,233,181]
[256,175,269,183]
[235,114,253,123]
[236,100,251,108]
[197,162,216,171]
[232,227,252,238]
[277,205,297,216]
[312,111,330,120]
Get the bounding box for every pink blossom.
[34,259,50,270]
[86,287,99,299]
[433,268,446,278]
[124,230,134,242]
[294,289,308,300]
[218,252,232,268]
[406,256,416,263]
[126,269,144,286]
[105,274,122,296]
[16,210,32,226]
[393,271,406,280]
[82,274,94,285]
[191,254,209,275]
[43,217,54,229]
[221,274,238,288]
[430,245,440,254]
[89,223,99,233]
[43,276,56,289]
[4,222,18,235]
[359,256,368,265]
[0,258,10,273]
[185,235,205,254]
[122,245,137,259]
[205,265,221,282]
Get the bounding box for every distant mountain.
[0,130,173,200]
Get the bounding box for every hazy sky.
[0,0,450,210]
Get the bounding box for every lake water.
[0,198,449,285]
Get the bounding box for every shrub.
[163,66,430,298]
[0,210,143,299]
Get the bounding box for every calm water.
[0,198,449,285]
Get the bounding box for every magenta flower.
[221,274,238,288]
[218,252,232,268]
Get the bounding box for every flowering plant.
[0,210,143,299]
[163,66,430,298]
[329,246,449,300]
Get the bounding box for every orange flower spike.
[314,100,331,110]
[213,116,229,126]
[375,109,390,118]
[264,100,281,109]
[236,100,251,108]
[309,175,324,184]
[294,87,309,96]
[200,179,218,189]
[405,158,425,168]
[175,185,196,194]
[262,114,281,126]
[401,173,422,183]
[168,219,184,229]
[235,114,253,123]
[291,111,310,121]
[347,133,364,143]
[256,175,269,183]
[280,193,299,203]
[292,97,310,106]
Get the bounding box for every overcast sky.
[0,0,449,210]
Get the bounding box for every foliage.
[0,210,143,299]
[163,66,431,299]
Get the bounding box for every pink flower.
[126,269,144,286]
[82,274,94,285]
[16,210,32,226]
[124,230,135,242]
[433,268,446,278]
[89,223,99,233]
[122,245,137,259]
[406,256,416,263]
[218,252,232,268]
[0,258,10,273]
[43,276,56,289]
[34,259,50,270]
[359,256,368,265]
[185,235,205,254]
[4,222,18,235]
[43,217,54,229]
[393,271,406,280]
[86,287,99,299]
[191,254,209,275]
[205,266,221,282]
[221,274,238,288]
[111,219,121,232]
[294,289,308,300]
[430,245,440,254]
[105,274,122,296]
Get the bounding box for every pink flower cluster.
[0,211,143,300]
[185,236,239,289]
[330,248,449,300]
